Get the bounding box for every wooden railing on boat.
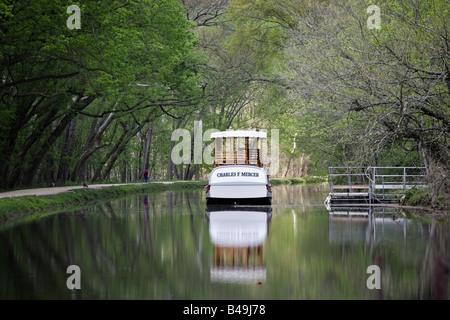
[214,149,263,167]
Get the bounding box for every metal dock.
[325,166,426,205]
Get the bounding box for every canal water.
[0,184,448,300]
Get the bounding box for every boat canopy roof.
[210,130,267,139]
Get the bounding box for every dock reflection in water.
[1,185,448,300]
[327,205,425,244]
[206,205,272,285]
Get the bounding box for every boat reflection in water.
[205,205,272,284]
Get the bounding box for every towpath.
[0,182,179,199]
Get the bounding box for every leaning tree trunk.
[6,105,60,187]
[0,96,51,188]
[14,96,96,187]
[57,118,77,183]
[91,122,130,182]
[97,119,148,182]
[71,113,114,182]
[142,121,154,176]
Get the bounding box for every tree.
[0,0,203,188]
[273,0,448,200]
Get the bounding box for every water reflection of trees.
[0,190,210,299]
[326,205,449,299]
[272,184,328,207]
[1,186,447,299]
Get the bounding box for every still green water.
[0,185,448,299]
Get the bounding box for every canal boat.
[205,130,272,205]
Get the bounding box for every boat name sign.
[217,172,259,177]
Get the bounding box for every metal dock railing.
[325,166,426,205]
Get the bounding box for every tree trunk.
[166,119,178,180]
[142,121,154,174]
[91,122,130,182]
[13,96,96,187]
[71,113,114,182]
[99,120,148,181]
[284,156,292,177]
[6,105,60,187]
[56,118,77,183]
[0,96,48,188]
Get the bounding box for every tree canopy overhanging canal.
[0,1,448,214]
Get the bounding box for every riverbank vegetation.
[0,0,448,207]
[404,187,448,211]
[0,177,324,223]
[0,181,207,223]
[270,176,327,186]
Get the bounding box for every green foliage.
[225,0,295,73]
[0,0,447,202]
[0,181,206,223]
[0,0,204,188]
[404,188,432,207]
[270,176,327,185]
[405,187,448,211]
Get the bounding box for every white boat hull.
[206,165,271,205]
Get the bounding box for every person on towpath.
[144,170,149,183]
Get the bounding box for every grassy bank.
[0,181,207,224]
[0,177,326,224]
[270,176,327,186]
